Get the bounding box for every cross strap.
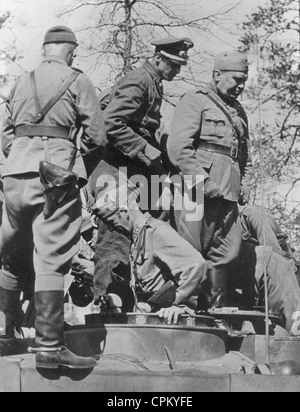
[29,69,81,169]
[30,70,81,124]
[205,91,242,140]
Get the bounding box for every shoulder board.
[71,67,83,74]
[196,85,209,95]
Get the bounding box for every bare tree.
[59,0,241,92]
[240,0,300,247]
[0,12,21,91]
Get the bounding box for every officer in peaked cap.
[167,51,252,336]
[90,36,194,302]
[0,26,106,369]
[151,37,194,67]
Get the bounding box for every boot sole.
[36,362,98,370]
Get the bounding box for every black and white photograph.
[0,0,300,394]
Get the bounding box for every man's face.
[215,71,248,100]
[104,208,132,238]
[157,56,182,81]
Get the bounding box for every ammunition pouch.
[147,280,177,310]
[39,161,79,219]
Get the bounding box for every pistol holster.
[39,161,79,219]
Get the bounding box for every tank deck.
[2,351,300,393]
[1,313,300,392]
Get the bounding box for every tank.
[1,310,300,392]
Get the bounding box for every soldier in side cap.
[167,52,253,335]
[0,26,106,370]
[92,183,207,325]
[90,37,194,302]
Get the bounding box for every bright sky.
[0,0,266,84]
[1,1,300,220]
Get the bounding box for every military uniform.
[130,214,206,307]
[240,205,292,258]
[231,244,300,335]
[90,61,164,301]
[168,80,252,266]
[90,38,194,300]
[92,184,207,309]
[167,53,252,327]
[0,26,105,370]
[1,55,105,292]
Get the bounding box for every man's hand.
[143,144,161,162]
[204,179,223,199]
[91,214,99,228]
[158,306,186,325]
[137,144,166,175]
[137,302,152,313]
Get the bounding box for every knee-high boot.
[198,267,244,338]
[0,286,20,338]
[34,290,97,370]
[198,267,227,311]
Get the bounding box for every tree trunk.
[123,0,133,74]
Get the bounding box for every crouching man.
[92,184,207,325]
[230,243,300,336]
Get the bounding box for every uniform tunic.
[240,205,292,258]
[0,56,106,293]
[91,61,163,184]
[130,214,207,306]
[167,82,252,269]
[2,56,105,180]
[232,244,300,335]
[91,61,165,299]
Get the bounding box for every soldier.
[0,26,106,370]
[90,37,194,302]
[167,52,252,329]
[240,205,293,259]
[92,184,208,325]
[229,243,300,336]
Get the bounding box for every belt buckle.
[231,146,239,159]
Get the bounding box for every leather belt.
[15,125,71,139]
[198,141,241,160]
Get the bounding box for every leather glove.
[239,187,250,206]
[204,179,223,199]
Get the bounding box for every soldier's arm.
[104,78,151,159]
[1,102,13,158]
[239,111,253,204]
[75,74,107,174]
[1,84,16,158]
[167,91,208,186]
[243,206,283,255]
[151,223,206,306]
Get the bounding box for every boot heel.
[35,350,61,370]
[36,361,60,370]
